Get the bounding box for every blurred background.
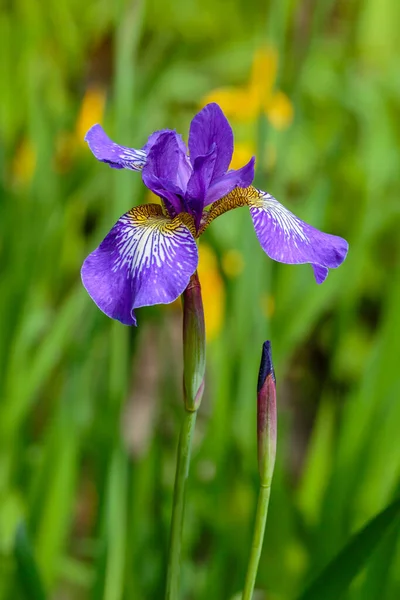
[1,0,400,598]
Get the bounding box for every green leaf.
[296,498,400,600]
[14,523,47,600]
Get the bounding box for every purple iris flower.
[82,103,348,326]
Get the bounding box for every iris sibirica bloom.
[82,103,348,325]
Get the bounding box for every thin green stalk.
[165,272,205,599]
[165,408,197,600]
[242,484,272,600]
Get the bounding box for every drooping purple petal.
[85,124,147,171]
[81,204,198,325]
[249,191,348,283]
[142,173,184,216]
[312,264,329,284]
[188,103,234,180]
[205,156,256,206]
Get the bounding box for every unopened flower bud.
[257,341,277,487]
[182,272,206,411]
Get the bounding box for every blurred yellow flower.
[54,131,77,173]
[197,244,225,341]
[222,249,245,278]
[12,139,36,186]
[229,140,277,171]
[260,293,275,318]
[229,141,256,171]
[76,85,106,143]
[54,85,107,172]
[202,46,293,130]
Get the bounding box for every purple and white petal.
[249,191,348,283]
[85,124,147,171]
[188,103,234,180]
[205,156,255,206]
[81,204,198,325]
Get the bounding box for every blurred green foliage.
[1,0,400,598]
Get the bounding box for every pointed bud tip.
[257,340,275,393]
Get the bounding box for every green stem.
[165,272,205,599]
[242,484,272,600]
[165,408,198,600]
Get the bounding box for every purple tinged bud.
[257,341,277,487]
[257,341,276,392]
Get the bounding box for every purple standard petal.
[81,204,198,325]
[205,156,255,206]
[185,145,218,224]
[85,124,147,171]
[249,191,348,283]
[188,103,234,179]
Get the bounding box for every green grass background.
[1,0,400,598]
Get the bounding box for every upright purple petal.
[249,190,348,283]
[185,145,217,223]
[205,156,255,206]
[81,204,198,325]
[188,103,234,179]
[85,125,147,171]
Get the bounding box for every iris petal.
[188,103,234,179]
[143,131,191,194]
[141,173,184,216]
[205,156,255,206]
[186,145,218,224]
[81,204,198,325]
[85,124,147,171]
[249,191,348,283]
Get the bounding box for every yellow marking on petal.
[175,212,196,237]
[76,85,106,143]
[222,249,245,278]
[127,204,196,238]
[265,91,294,130]
[198,185,261,235]
[198,245,225,341]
